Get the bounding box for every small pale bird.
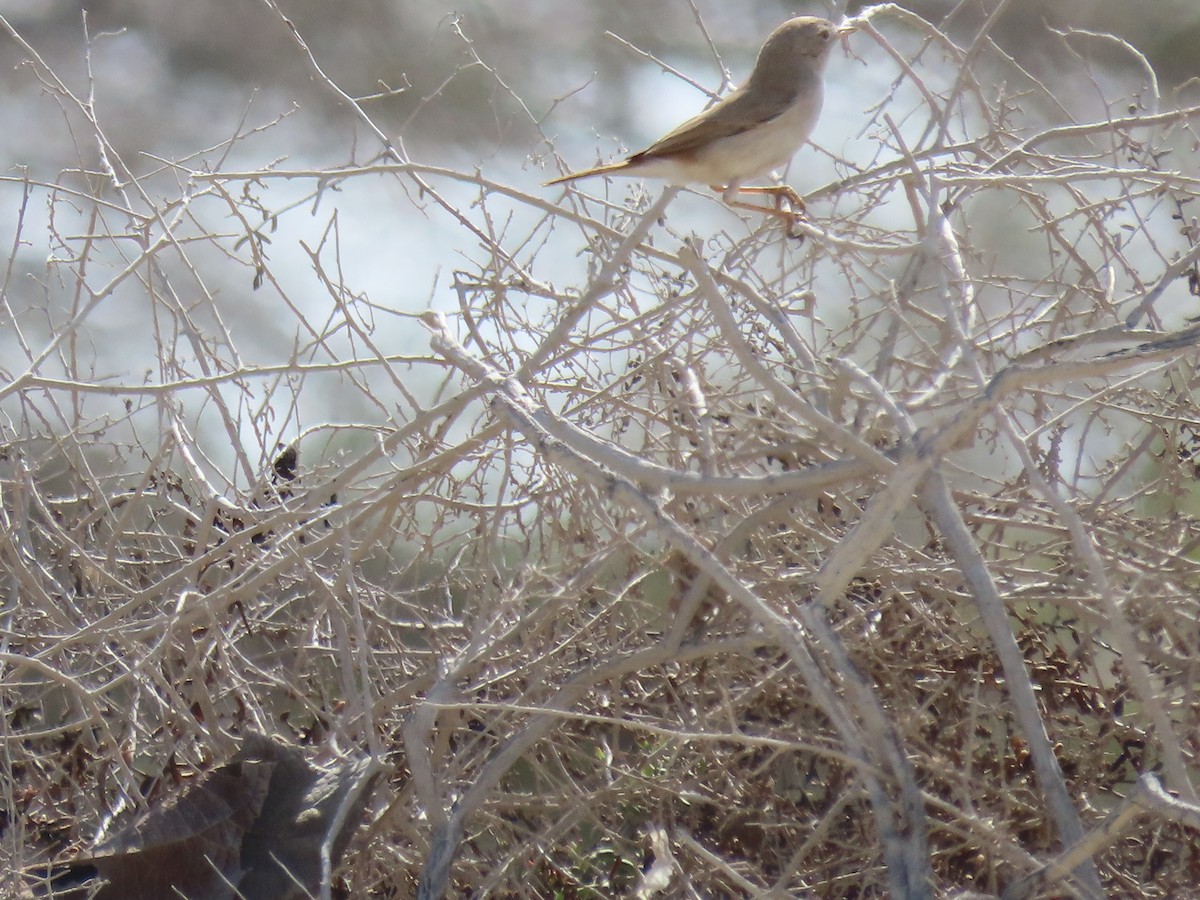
[545,16,849,222]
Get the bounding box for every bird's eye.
[820,27,831,39]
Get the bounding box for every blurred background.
[1,0,1198,472]
[3,0,1197,156]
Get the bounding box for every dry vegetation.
[5,3,1200,898]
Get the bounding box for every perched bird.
[545,16,850,222]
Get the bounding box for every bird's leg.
[737,184,806,214]
[711,184,807,238]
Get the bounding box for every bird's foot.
[713,184,808,239]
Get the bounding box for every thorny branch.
[6,3,1200,899]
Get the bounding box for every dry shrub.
[4,4,1200,898]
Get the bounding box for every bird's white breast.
[691,85,825,185]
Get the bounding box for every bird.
[545,16,849,224]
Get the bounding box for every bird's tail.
[543,159,631,187]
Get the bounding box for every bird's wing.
[629,84,797,161]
